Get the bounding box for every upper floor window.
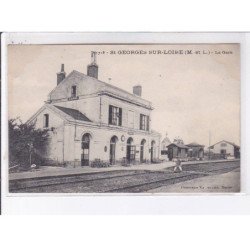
[43,114,49,128]
[221,143,227,147]
[71,85,77,98]
[109,105,122,126]
[140,114,149,131]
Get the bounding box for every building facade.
[208,140,240,159]
[167,143,189,161]
[161,133,171,152]
[27,53,161,167]
[186,142,204,159]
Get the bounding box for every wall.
[211,142,235,155]
[101,95,151,130]
[48,70,153,127]
[52,95,101,123]
[30,107,65,164]
[62,123,161,166]
[49,71,103,100]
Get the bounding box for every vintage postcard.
[6,42,240,194]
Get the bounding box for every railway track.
[9,160,240,193]
[105,164,239,193]
[9,170,149,192]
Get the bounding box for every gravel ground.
[10,160,240,193]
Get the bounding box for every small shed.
[186,142,205,159]
[167,143,189,161]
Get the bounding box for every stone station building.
[27,53,161,167]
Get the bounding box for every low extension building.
[208,140,240,159]
[27,52,161,167]
[167,143,189,161]
[186,142,205,159]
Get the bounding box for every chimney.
[57,64,66,85]
[133,85,142,96]
[87,51,98,79]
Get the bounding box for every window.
[71,85,77,98]
[221,143,227,147]
[140,114,149,131]
[130,145,136,160]
[43,114,49,128]
[109,105,122,126]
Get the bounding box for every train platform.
[9,159,238,181]
[9,161,174,181]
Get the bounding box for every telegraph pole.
[208,131,211,160]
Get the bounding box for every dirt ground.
[147,168,240,193]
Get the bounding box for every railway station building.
[27,53,161,167]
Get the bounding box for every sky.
[8,44,240,147]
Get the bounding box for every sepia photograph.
[7,43,240,193]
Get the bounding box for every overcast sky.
[8,44,240,147]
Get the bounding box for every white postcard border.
[1,32,249,214]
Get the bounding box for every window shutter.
[119,108,122,126]
[109,105,112,124]
[140,114,142,130]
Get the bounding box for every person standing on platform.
[174,157,183,173]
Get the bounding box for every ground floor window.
[127,137,135,163]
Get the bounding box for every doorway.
[126,137,135,164]
[110,136,118,165]
[140,139,146,163]
[151,140,156,162]
[81,133,91,166]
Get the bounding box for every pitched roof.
[186,142,205,147]
[162,137,171,144]
[208,140,240,149]
[54,105,92,122]
[167,143,190,149]
[48,70,152,109]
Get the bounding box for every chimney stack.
[87,51,98,79]
[133,85,142,97]
[57,64,66,85]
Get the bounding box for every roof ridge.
[71,70,151,104]
[209,140,240,148]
